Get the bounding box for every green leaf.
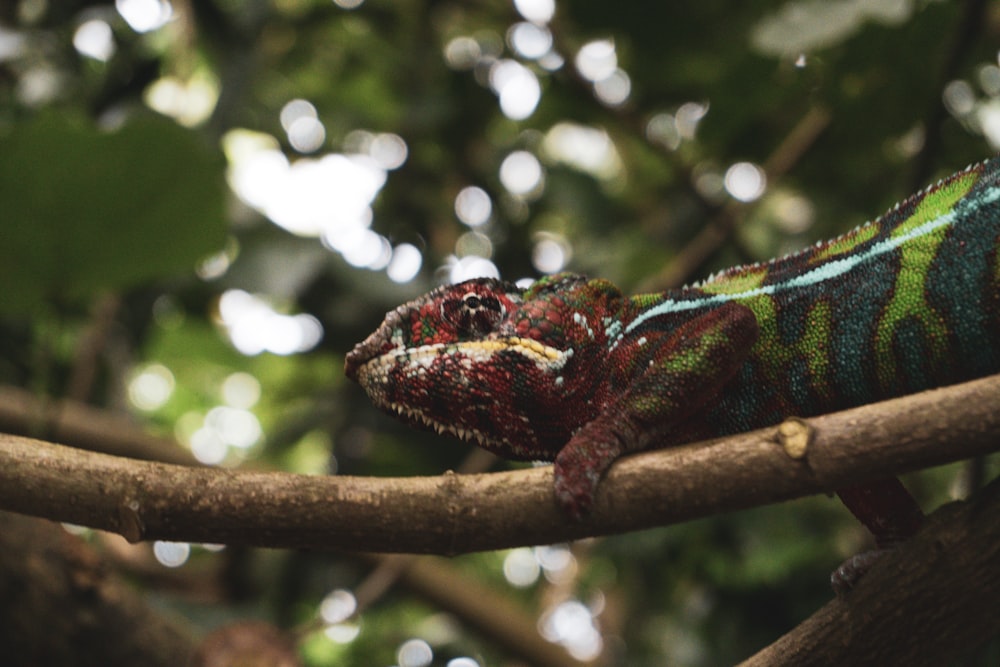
[0,113,227,314]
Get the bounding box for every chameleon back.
[630,157,1000,442]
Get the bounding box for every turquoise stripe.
[624,185,1000,335]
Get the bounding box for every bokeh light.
[447,659,481,667]
[116,0,172,33]
[724,161,767,202]
[386,243,423,283]
[503,547,541,587]
[508,22,553,60]
[531,234,570,273]
[17,67,64,107]
[772,192,816,233]
[397,638,433,667]
[539,599,603,661]
[145,73,219,127]
[335,228,393,269]
[489,59,541,120]
[693,165,727,202]
[73,20,115,62]
[594,68,631,106]
[221,372,261,409]
[444,36,481,70]
[225,130,387,242]
[514,0,555,24]
[324,622,361,643]
[499,150,544,196]
[186,400,262,465]
[128,363,175,411]
[943,79,976,118]
[320,589,358,624]
[750,0,913,56]
[447,255,500,282]
[978,100,1000,148]
[204,405,262,449]
[455,231,494,260]
[979,63,1000,96]
[153,540,191,567]
[0,26,27,61]
[455,186,493,226]
[189,425,226,464]
[218,289,323,356]
[575,39,617,82]
[369,132,408,169]
[675,101,709,139]
[543,123,623,181]
[646,113,682,150]
[280,99,317,131]
[288,117,326,153]
[281,99,326,153]
[535,544,576,583]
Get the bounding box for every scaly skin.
[345,158,1000,525]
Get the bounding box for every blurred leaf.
[0,113,226,314]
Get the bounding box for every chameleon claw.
[830,548,889,596]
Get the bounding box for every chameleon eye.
[443,290,506,336]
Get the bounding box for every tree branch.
[0,511,198,666]
[0,374,998,553]
[0,384,199,466]
[741,475,1000,665]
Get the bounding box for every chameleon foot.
[830,548,890,596]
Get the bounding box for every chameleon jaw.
[383,400,500,447]
[349,336,573,455]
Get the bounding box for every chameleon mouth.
[383,400,498,446]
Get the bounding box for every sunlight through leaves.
[153,541,191,568]
[397,638,433,667]
[724,161,767,202]
[73,20,115,62]
[116,0,172,33]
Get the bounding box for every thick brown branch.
[741,476,1000,665]
[0,374,998,553]
[0,511,197,666]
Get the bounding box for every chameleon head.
[344,276,587,459]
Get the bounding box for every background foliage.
[1,0,999,665]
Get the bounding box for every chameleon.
[345,157,1000,570]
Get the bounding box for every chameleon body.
[345,158,1000,521]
